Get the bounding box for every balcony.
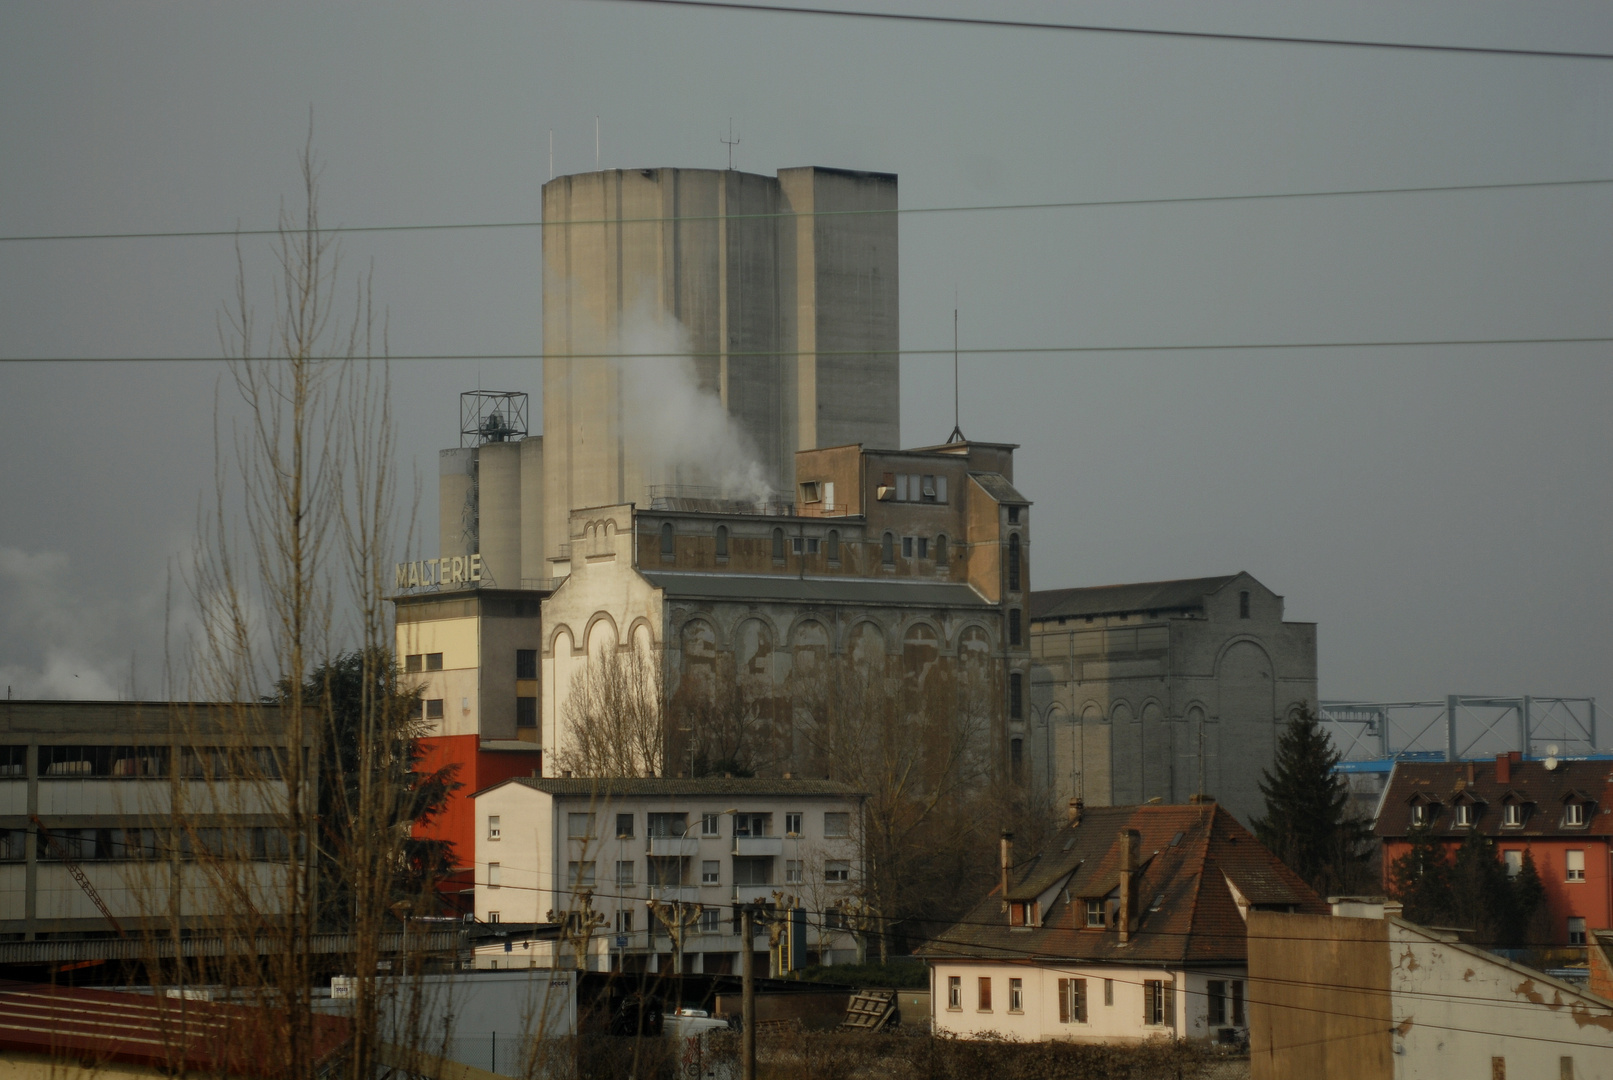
[647,885,700,905]
[648,836,701,858]
[732,836,783,857]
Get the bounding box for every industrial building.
[1027,574,1318,827]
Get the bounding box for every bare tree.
[558,642,667,778]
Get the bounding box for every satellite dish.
[1548,744,1561,757]
[1545,755,1560,772]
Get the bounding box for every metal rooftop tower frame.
[1320,695,1597,763]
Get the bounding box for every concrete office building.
[1027,574,1318,827]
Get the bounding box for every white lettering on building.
[393,553,483,591]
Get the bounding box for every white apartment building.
[471,777,866,974]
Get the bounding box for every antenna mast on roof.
[721,118,741,170]
[947,301,965,443]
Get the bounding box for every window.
[616,909,634,933]
[902,536,914,559]
[882,532,895,566]
[1008,978,1024,1013]
[487,862,501,888]
[823,812,851,838]
[426,653,444,671]
[616,860,635,886]
[1144,980,1174,1026]
[516,649,537,679]
[660,522,675,559]
[1456,803,1475,827]
[487,911,500,924]
[616,813,635,839]
[1007,534,1021,591]
[1505,802,1525,827]
[702,860,721,885]
[567,813,595,839]
[1208,980,1226,1025]
[1503,850,1523,879]
[700,813,721,837]
[733,813,769,837]
[1009,609,1021,646]
[772,528,786,562]
[715,525,729,559]
[1104,979,1114,1007]
[786,860,803,884]
[425,699,445,720]
[1010,738,1024,783]
[648,857,684,886]
[935,535,948,566]
[568,861,595,887]
[799,481,821,504]
[1569,917,1588,945]
[487,816,501,840]
[935,476,947,502]
[1232,981,1245,1025]
[1010,672,1024,720]
[1059,978,1088,1023]
[409,699,424,720]
[1086,899,1104,927]
[826,530,840,564]
[1007,505,1019,524]
[917,537,928,559]
[516,697,537,728]
[405,654,423,673]
[1567,850,1586,882]
[785,812,802,837]
[647,812,687,837]
[977,977,993,1011]
[791,537,820,555]
[733,856,773,886]
[1411,803,1432,827]
[1239,591,1251,618]
[700,907,722,933]
[825,860,850,883]
[948,976,962,1010]
[1566,802,1588,827]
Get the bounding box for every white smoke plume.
[614,303,775,505]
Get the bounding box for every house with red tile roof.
[1375,752,1613,948]
[919,800,1327,1043]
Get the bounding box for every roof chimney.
[1118,829,1140,945]
[1000,832,1014,913]
[1068,798,1084,827]
[1496,752,1511,785]
[1465,761,1476,786]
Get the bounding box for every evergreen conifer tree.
[1253,706,1371,895]
[1388,823,1454,927]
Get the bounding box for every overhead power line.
[598,0,1613,62]
[3,336,1608,364]
[1,177,1608,244]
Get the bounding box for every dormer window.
[1411,802,1437,828]
[1454,803,1475,828]
[1009,901,1039,928]
[1086,899,1104,927]
[1565,802,1588,827]
[1504,802,1525,828]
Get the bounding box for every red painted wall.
[1382,837,1613,945]
[413,736,541,911]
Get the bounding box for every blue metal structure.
[1319,695,1596,764]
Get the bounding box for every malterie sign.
[395,554,482,590]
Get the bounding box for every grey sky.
[1,2,1609,731]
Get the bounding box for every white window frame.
[1567,849,1586,882]
[567,812,595,839]
[1008,977,1024,1013]
[487,815,501,840]
[1504,802,1524,827]
[785,812,802,837]
[1566,802,1587,827]
[947,975,962,1011]
[785,859,803,884]
[825,859,850,883]
[702,859,721,885]
[1455,803,1474,827]
[487,862,501,889]
[701,812,721,838]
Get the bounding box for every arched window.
[935,534,948,566]
[772,527,785,562]
[1007,534,1022,591]
[715,524,729,559]
[1009,609,1022,646]
[660,522,674,560]
[1239,590,1251,619]
[881,532,895,566]
[1010,671,1024,719]
[826,529,840,564]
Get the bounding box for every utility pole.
[740,905,755,1080]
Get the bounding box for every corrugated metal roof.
[490,776,867,798]
[642,571,991,608]
[1029,576,1240,620]
[0,982,348,1076]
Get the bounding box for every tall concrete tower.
[540,166,899,560]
